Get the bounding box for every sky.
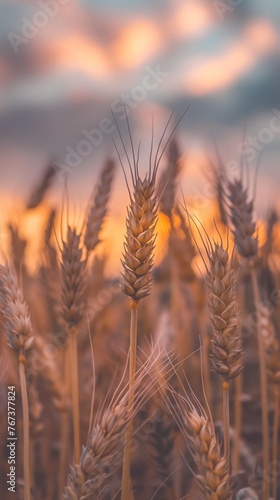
[0,0,279,269]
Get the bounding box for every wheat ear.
[26,162,56,209]
[206,242,243,473]
[227,177,269,500]
[158,137,181,219]
[64,348,162,499]
[165,381,231,500]
[146,407,176,499]
[84,158,115,256]
[61,226,87,463]
[0,264,34,500]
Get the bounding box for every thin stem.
[59,341,71,496]
[121,302,138,500]
[69,331,80,464]
[232,371,243,472]
[251,268,269,500]
[222,381,230,470]
[202,323,212,409]
[273,386,279,500]
[19,359,31,500]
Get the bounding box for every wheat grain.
[227,178,258,265]
[158,138,181,219]
[121,175,157,302]
[61,226,86,329]
[0,264,34,356]
[207,243,243,381]
[187,409,231,499]
[165,384,231,500]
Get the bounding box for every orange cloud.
[38,33,112,78]
[184,20,278,96]
[112,19,162,69]
[170,0,215,39]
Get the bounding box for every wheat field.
[0,127,279,500]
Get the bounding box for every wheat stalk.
[0,264,34,500]
[61,226,87,464]
[206,240,243,474]
[227,176,269,500]
[120,168,158,499]
[260,305,280,499]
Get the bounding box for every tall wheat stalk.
[61,227,86,464]
[227,177,269,500]
[261,304,280,499]
[251,269,269,500]
[185,216,243,472]
[206,241,243,472]
[121,173,158,499]
[273,386,279,499]
[232,369,243,472]
[19,358,31,500]
[0,264,34,500]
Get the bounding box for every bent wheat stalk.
[64,348,163,499]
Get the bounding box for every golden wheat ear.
[63,346,164,499]
[159,364,232,500]
[61,226,86,330]
[181,211,243,382]
[115,107,189,304]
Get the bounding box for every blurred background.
[0,0,279,271]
